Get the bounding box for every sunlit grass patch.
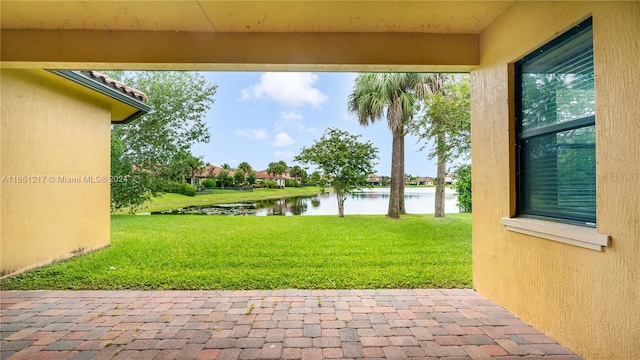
[1,214,472,290]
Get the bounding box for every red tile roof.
[196,165,232,178]
[194,165,295,181]
[81,71,148,102]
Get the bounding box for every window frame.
[514,17,596,227]
[505,17,610,251]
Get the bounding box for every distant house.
[255,170,294,187]
[444,174,455,185]
[189,165,233,185]
[191,166,295,187]
[414,177,434,185]
[367,174,383,186]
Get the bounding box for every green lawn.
[0,214,472,290]
[129,187,323,213]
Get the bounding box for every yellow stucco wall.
[1,69,111,276]
[471,2,640,359]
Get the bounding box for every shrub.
[285,179,299,187]
[183,184,197,196]
[256,180,279,188]
[233,169,246,185]
[246,172,257,186]
[165,181,197,196]
[216,170,233,188]
[452,164,471,212]
[201,178,216,188]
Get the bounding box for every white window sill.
[501,217,610,251]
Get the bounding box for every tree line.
[109,71,471,217]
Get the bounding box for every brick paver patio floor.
[0,289,581,359]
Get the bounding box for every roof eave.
[48,69,151,121]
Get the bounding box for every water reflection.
[257,197,308,216]
[153,188,460,216]
[255,188,459,216]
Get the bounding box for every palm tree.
[266,161,287,187]
[266,162,278,177]
[237,161,252,175]
[348,73,433,219]
[289,165,306,184]
[184,154,204,187]
[237,161,252,184]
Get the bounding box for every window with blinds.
[515,18,596,226]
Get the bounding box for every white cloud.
[275,111,318,133]
[273,132,295,147]
[240,72,329,108]
[295,124,318,133]
[274,150,295,160]
[276,111,304,131]
[233,129,268,140]
[279,111,303,122]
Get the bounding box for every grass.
[1,214,471,290]
[129,187,323,213]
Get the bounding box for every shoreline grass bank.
[127,187,323,213]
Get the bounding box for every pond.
[156,187,460,216]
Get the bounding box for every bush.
[452,164,471,212]
[216,170,233,188]
[165,181,197,196]
[201,178,216,188]
[256,180,279,189]
[285,179,300,187]
[233,170,246,186]
[181,183,196,196]
[246,172,257,185]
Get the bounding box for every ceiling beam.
[1,30,478,72]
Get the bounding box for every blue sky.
[191,72,439,177]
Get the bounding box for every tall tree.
[159,151,205,185]
[309,171,322,186]
[266,161,287,186]
[237,161,253,179]
[348,73,432,219]
[108,71,217,213]
[246,172,257,186]
[185,153,204,186]
[110,136,157,213]
[277,161,288,174]
[409,74,471,217]
[235,161,252,185]
[216,169,233,188]
[233,169,246,186]
[289,165,307,184]
[157,151,189,182]
[295,128,378,217]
